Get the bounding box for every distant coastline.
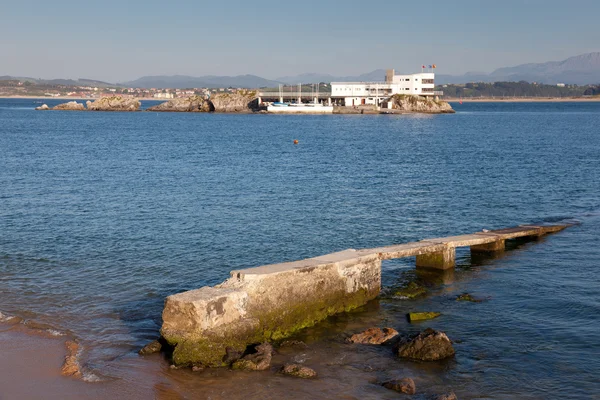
[3,95,599,103]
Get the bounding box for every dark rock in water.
[347,327,399,345]
[382,377,416,395]
[52,101,85,111]
[279,340,308,349]
[393,281,428,299]
[146,96,213,112]
[231,342,273,371]
[279,363,317,378]
[395,328,455,361]
[436,392,458,400]
[86,96,140,111]
[139,339,162,355]
[456,293,482,302]
[210,90,259,112]
[35,104,49,110]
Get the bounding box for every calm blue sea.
[0,99,599,399]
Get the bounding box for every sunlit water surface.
[1,99,599,399]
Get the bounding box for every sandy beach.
[0,322,162,400]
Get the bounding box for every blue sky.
[1,0,599,82]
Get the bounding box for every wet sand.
[0,324,159,400]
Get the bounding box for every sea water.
[0,99,599,399]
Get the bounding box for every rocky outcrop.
[210,90,259,112]
[231,342,273,371]
[279,363,317,378]
[382,378,416,395]
[52,101,85,111]
[86,96,140,111]
[35,104,49,110]
[393,281,427,299]
[147,96,213,112]
[347,327,399,345]
[389,95,455,113]
[395,328,455,361]
[456,293,482,302]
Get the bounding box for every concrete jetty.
[160,224,569,367]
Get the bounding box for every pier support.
[471,239,505,253]
[416,246,455,270]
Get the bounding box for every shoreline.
[3,95,600,103]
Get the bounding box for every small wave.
[0,311,16,322]
[46,329,66,337]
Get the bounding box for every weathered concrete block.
[416,245,456,270]
[471,239,505,253]
[161,250,381,367]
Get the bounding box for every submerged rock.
[231,342,273,371]
[347,327,399,345]
[61,340,82,378]
[146,96,213,112]
[35,104,49,110]
[86,96,140,111]
[456,293,482,303]
[279,340,308,349]
[280,363,317,378]
[382,377,416,395]
[408,312,441,322]
[436,392,458,400]
[393,282,428,299]
[210,90,259,112]
[395,328,455,361]
[52,101,85,111]
[389,94,455,113]
[139,339,162,355]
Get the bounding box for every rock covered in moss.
[86,96,140,111]
[52,101,85,111]
[139,339,162,355]
[347,327,399,345]
[395,328,455,361]
[393,282,428,299]
[147,96,213,112]
[389,94,454,113]
[456,293,482,302]
[210,90,259,112]
[280,363,317,378]
[382,377,416,395]
[231,342,273,371]
[408,312,441,322]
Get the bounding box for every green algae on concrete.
[408,312,441,322]
[161,250,382,367]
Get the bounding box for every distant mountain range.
[0,76,116,87]
[436,52,600,85]
[119,74,282,89]
[278,53,600,86]
[2,53,599,88]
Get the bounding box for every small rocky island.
[36,92,454,114]
[36,96,140,111]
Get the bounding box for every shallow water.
[0,99,599,398]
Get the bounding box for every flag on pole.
[428,65,432,69]
[432,64,437,69]
[422,65,426,69]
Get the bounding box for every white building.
[330,69,438,107]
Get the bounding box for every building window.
[422,79,434,84]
